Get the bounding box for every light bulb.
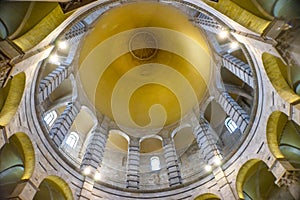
[58,41,68,50]
[49,54,59,64]
[205,165,212,172]
[83,167,91,175]
[230,41,239,49]
[218,30,229,39]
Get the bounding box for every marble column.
[38,65,70,102]
[193,118,223,165]
[194,12,223,34]
[49,101,80,147]
[126,138,140,189]
[218,92,250,133]
[64,21,87,41]
[222,54,254,88]
[80,123,109,172]
[163,137,182,187]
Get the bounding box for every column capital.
[160,129,171,139]
[162,137,173,146]
[276,171,300,187]
[100,115,111,131]
[129,137,140,147]
[270,158,295,180]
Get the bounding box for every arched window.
[43,110,57,126]
[65,132,79,148]
[150,156,161,171]
[225,117,238,133]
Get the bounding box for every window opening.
[225,117,238,133]
[43,110,57,126]
[150,156,161,171]
[65,132,79,148]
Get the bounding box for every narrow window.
[225,117,238,133]
[150,156,161,171]
[65,132,79,148]
[43,110,57,126]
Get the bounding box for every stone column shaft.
[163,138,182,187]
[81,125,108,171]
[222,54,254,88]
[218,92,250,133]
[78,178,94,200]
[38,65,69,102]
[64,21,87,41]
[49,102,80,147]
[126,139,140,189]
[194,118,222,165]
[213,167,238,200]
[194,13,223,34]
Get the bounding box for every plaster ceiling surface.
[78,2,212,130]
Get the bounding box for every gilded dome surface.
[78,2,211,128]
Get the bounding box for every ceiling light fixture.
[83,166,91,175]
[218,30,229,39]
[49,54,60,64]
[205,165,212,172]
[230,41,239,49]
[58,41,68,50]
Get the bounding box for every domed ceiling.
[78,2,211,128]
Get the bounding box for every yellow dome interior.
[78,2,211,128]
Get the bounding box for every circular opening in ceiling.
[129,31,158,61]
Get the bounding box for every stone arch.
[140,136,163,153]
[75,106,98,156]
[194,193,221,200]
[0,72,26,126]
[236,159,261,199]
[203,100,226,127]
[202,0,271,33]
[0,2,57,40]
[33,175,73,200]
[0,132,35,198]
[139,136,165,185]
[172,125,204,181]
[172,126,195,152]
[68,106,97,149]
[236,159,294,199]
[230,0,273,20]
[255,0,300,19]
[267,111,287,159]
[262,53,300,104]
[13,5,69,51]
[171,123,192,138]
[267,111,300,168]
[108,129,129,152]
